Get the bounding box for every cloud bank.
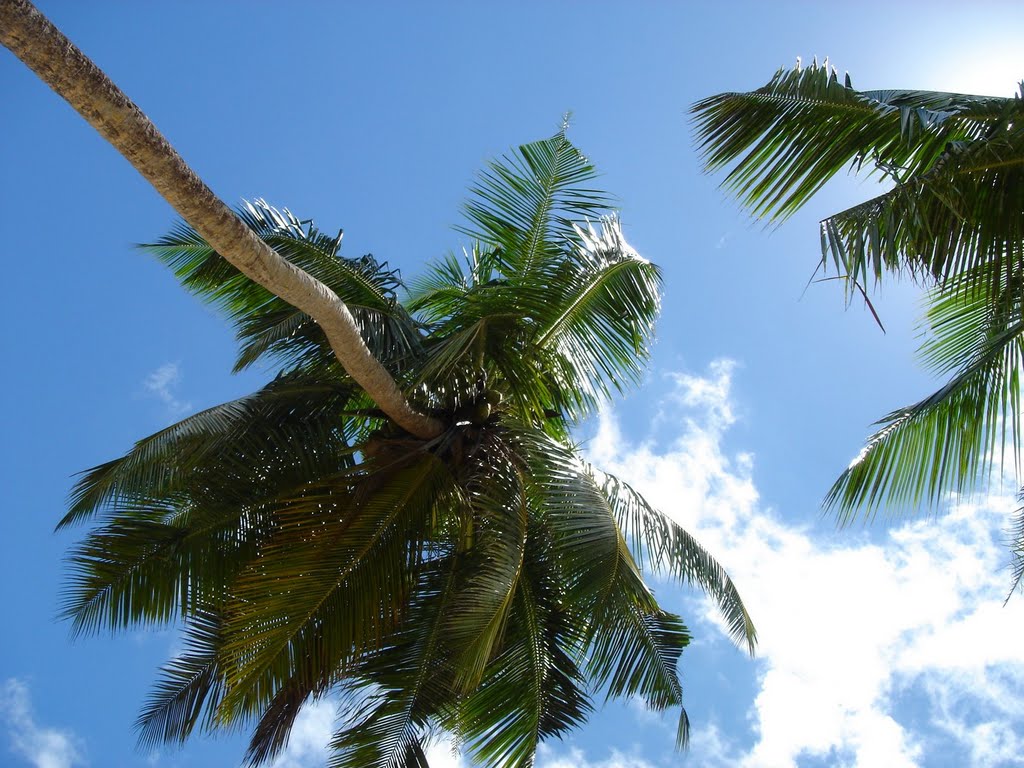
[581,360,1024,768]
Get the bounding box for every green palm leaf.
[821,121,1024,296]
[328,556,462,768]
[1008,497,1024,601]
[695,64,1024,574]
[135,609,226,748]
[586,575,691,748]
[216,451,453,720]
[62,500,261,636]
[827,271,1024,518]
[457,534,592,768]
[244,679,328,767]
[409,218,662,431]
[533,217,662,416]
[62,371,359,529]
[693,63,1023,301]
[521,431,691,745]
[598,470,756,653]
[692,61,1012,222]
[444,437,530,690]
[460,129,611,280]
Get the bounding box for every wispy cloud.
[586,360,1024,767]
[143,362,192,415]
[0,679,86,768]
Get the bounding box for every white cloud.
[536,743,656,768]
[686,721,741,768]
[423,738,466,768]
[0,679,86,768]
[269,698,335,768]
[386,732,656,768]
[925,671,1024,766]
[143,362,192,415]
[587,361,1024,768]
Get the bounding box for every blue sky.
[1,2,1023,767]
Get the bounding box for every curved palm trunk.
[0,0,443,439]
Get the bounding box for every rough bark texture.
[0,0,444,439]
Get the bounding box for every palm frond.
[458,536,591,768]
[828,271,1024,519]
[60,374,366,636]
[1008,493,1024,603]
[244,681,321,767]
[328,556,462,768]
[556,475,688,724]
[691,61,1015,222]
[821,121,1024,296]
[62,371,359,529]
[135,609,226,749]
[217,452,453,720]
[444,443,530,691]
[597,470,756,653]
[459,131,612,280]
[517,429,691,744]
[693,62,1024,308]
[405,245,501,322]
[532,217,662,417]
[61,500,264,635]
[141,199,423,373]
[586,580,690,747]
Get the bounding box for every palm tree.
[3,5,755,761]
[691,59,1024,589]
[61,137,755,766]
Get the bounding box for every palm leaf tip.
[1005,492,1024,604]
[676,706,691,750]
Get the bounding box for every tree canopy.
[61,135,755,767]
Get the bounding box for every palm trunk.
[0,0,444,439]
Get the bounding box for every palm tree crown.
[62,131,756,767]
[692,60,1024,591]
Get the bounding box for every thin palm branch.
[1008,495,1024,603]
